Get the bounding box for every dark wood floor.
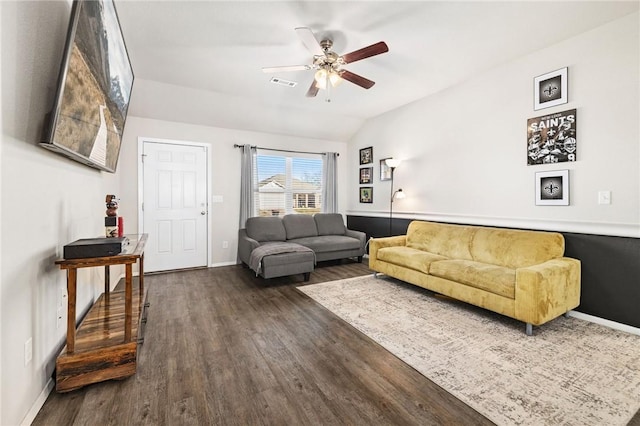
[33,260,640,425]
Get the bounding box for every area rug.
[298,275,640,426]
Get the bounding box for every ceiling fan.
[262,27,389,102]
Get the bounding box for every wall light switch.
[598,190,611,205]
[212,195,223,203]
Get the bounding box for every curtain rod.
[233,144,339,156]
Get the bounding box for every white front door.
[142,140,208,272]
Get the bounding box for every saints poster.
[527,109,577,165]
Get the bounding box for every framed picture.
[536,170,569,205]
[359,146,373,165]
[359,167,373,184]
[359,187,373,203]
[380,158,392,181]
[534,67,568,110]
[527,109,577,165]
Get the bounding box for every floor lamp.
[385,158,405,236]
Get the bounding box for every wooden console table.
[54,234,148,392]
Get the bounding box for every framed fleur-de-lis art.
[534,67,568,111]
[535,169,569,206]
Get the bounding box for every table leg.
[139,253,144,295]
[125,263,132,342]
[66,268,77,353]
[104,265,110,294]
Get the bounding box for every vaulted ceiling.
[116,1,638,142]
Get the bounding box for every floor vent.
[270,77,297,87]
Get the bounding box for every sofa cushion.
[289,235,361,253]
[246,217,286,242]
[429,259,516,299]
[377,246,448,274]
[282,214,318,239]
[314,213,346,236]
[406,221,474,260]
[470,227,565,268]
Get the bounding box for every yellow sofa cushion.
[429,259,516,299]
[405,221,474,260]
[405,221,565,269]
[470,227,565,269]
[377,246,448,274]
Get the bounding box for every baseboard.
[567,311,640,336]
[21,378,54,425]
[210,261,238,268]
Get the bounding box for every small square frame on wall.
[535,169,569,205]
[360,187,373,203]
[359,167,373,184]
[534,67,568,110]
[359,147,373,165]
[380,158,392,181]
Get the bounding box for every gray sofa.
[238,213,367,280]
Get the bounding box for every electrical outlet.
[222,241,229,249]
[24,338,33,366]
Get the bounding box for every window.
[254,151,323,217]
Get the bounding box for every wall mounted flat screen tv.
[41,0,134,173]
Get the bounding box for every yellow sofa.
[369,221,581,335]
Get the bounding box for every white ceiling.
[116,1,638,142]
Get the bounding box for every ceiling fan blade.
[305,81,319,97]
[341,41,389,64]
[262,65,312,73]
[295,27,324,56]
[338,70,375,89]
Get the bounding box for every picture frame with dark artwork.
[527,108,577,165]
[359,146,373,165]
[536,169,569,205]
[359,167,373,184]
[534,67,568,111]
[380,158,392,181]
[360,187,373,203]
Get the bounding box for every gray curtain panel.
[239,144,256,228]
[322,152,338,213]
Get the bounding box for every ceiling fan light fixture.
[329,71,343,87]
[314,69,328,89]
[314,68,342,90]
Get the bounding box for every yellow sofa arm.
[369,236,406,269]
[515,257,581,325]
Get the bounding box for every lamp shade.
[385,158,401,168]
[394,189,406,199]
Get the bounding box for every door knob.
[201,211,206,215]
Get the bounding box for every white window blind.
[253,151,323,217]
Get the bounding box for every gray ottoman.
[260,249,315,281]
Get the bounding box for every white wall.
[1,2,124,424]
[348,12,639,238]
[119,112,348,267]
